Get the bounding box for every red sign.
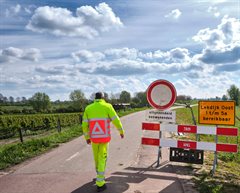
[142,137,159,146]
[142,122,160,131]
[147,79,177,110]
[178,141,196,149]
[178,125,197,133]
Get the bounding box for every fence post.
[57,117,61,133]
[79,114,83,124]
[18,128,23,143]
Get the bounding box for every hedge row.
[0,113,82,139]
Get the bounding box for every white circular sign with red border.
[147,79,177,110]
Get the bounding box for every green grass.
[174,105,240,193]
[0,107,145,170]
[117,107,148,117]
[0,125,82,170]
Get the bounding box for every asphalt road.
[0,109,193,193]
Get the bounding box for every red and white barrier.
[141,138,238,153]
[141,123,238,153]
[142,122,238,136]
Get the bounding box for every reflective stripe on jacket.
[82,99,124,143]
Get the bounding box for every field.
[174,105,240,193]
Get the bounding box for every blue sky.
[0,0,239,101]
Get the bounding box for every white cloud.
[23,5,37,15]
[72,50,105,62]
[5,4,21,17]
[26,3,123,38]
[193,28,225,49]
[193,16,240,66]
[76,2,123,32]
[35,66,66,75]
[164,9,182,19]
[0,47,41,63]
[71,47,199,76]
[200,45,240,64]
[207,6,220,18]
[193,15,240,50]
[218,16,240,43]
[175,74,236,99]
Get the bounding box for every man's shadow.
[71,179,129,193]
[71,161,188,193]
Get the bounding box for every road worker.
[82,92,124,192]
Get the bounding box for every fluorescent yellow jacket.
[82,99,124,143]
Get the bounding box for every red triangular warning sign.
[92,122,105,135]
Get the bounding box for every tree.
[69,90,86,111]
[103,92,109,102]
[109,92,118,104]
[0,93,4,103]
[222,94,228,101]
[16,97,21,102]
[132,91,148,107]
[177,95,192,101]
[9,96,14,103]
[30,92,51,112]
[22,97,27,102]
[227,85,240,106]
[119,91,131,103]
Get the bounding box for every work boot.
[97,184,107,192]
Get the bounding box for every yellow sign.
[198,101,235,125]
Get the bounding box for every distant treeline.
[0,90,148,115]
[1,84,239,115]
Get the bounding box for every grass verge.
[0,124,82,170]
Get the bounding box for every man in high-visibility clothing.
[82,92,124,192]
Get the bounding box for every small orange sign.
[198,101,235,125]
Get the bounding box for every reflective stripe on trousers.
[92,142,108,187]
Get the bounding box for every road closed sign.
[199,101,235,125]
[147,79,177,110]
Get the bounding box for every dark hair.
[95,92,104,99]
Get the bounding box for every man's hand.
[86,139,91,144]
[120,134,124,139]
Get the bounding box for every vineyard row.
[0,113,82,139]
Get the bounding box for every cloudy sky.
[0,0,239,101]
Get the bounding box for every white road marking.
[66,152,80,161]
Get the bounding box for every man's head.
[95,92,104,99]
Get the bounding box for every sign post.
[146,79,177,167]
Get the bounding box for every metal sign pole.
[212,125,218,176]
[186,103,199,141]
[156,121,162,167]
